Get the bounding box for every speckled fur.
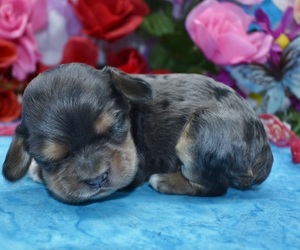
[2,63,273,203]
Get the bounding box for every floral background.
[1,0,300,140]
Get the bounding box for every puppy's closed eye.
[94,111,120,135]
[94,110,129,142]
[42,141,69,161]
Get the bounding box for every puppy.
[2,63,273,203]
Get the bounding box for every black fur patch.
[160,99,170,110]
[212,86,232,101]
[177,96,185,102]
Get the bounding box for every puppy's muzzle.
[84,171,108,189]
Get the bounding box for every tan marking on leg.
[149,172,207,196]
[175,123,194,163]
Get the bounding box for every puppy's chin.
[49,187,118,204]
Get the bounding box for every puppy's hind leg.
[149,109,228,197]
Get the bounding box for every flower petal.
[29,0,48,32]
[259,85,285,114]
[61,36,98,68]
[0,39,17,68]
[35,9,69,65]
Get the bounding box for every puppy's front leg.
[28,160,43,183]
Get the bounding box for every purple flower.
[256,7,300,41]
[165,0,193,19]
[35,0,82,66]
[290,95,300,113]
[255,7,300,68]
[209,69,246,97]
[46,0,81,36]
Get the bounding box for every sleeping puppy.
[2,63,273,203]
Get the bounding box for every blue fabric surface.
[0,136,299,249]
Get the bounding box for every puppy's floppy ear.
[103,66,153,103]
[2,125,31,182]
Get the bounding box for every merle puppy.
[2,63,273,203]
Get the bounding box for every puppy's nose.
[84,172,108,188]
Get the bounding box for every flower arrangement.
[1,0,300,138]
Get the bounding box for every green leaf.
[141,13,175,37]
[149,43,172,69]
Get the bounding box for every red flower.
[290,138,300,164]
[149,69,172,74]
[38,36,99,73]
[0,90,21,122]
[61,37,99,68]
[107,47,147,73]
[0,39,17,69]
[70,0,150,42]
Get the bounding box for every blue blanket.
[0,136,299,249]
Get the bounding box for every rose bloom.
[61,36,98,67]
[0,39,17,68]
[0,0,47,80]
[106,47,147,73]
[149,69,172,74]
[38,36,99,73]
[0,0,47,40]
[70,0,150,41]
[185,0,273,65]
[12,29,40,81]
[0,90,21,122]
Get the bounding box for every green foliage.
[141,13,175,36]
[140,1,215,74]
[279,109,300,136]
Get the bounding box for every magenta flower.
[0,0,47,40]
[233,0,263,5]
[185,0,273,65]
[0,0,48,81]
[12,29,40,81]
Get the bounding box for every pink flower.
[0,0,47,40]
[295,0,300,23]
[0,0,47,80]
[185,0,273,65]
[234,0,263,5]
[12,29,40,80]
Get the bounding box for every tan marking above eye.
[42,141,69,161]
[94,110,119,135]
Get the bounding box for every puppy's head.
[2,63,152,203]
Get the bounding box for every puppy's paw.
[149,172,194,195]
[28,160,43,183]
[148,174,162,191]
